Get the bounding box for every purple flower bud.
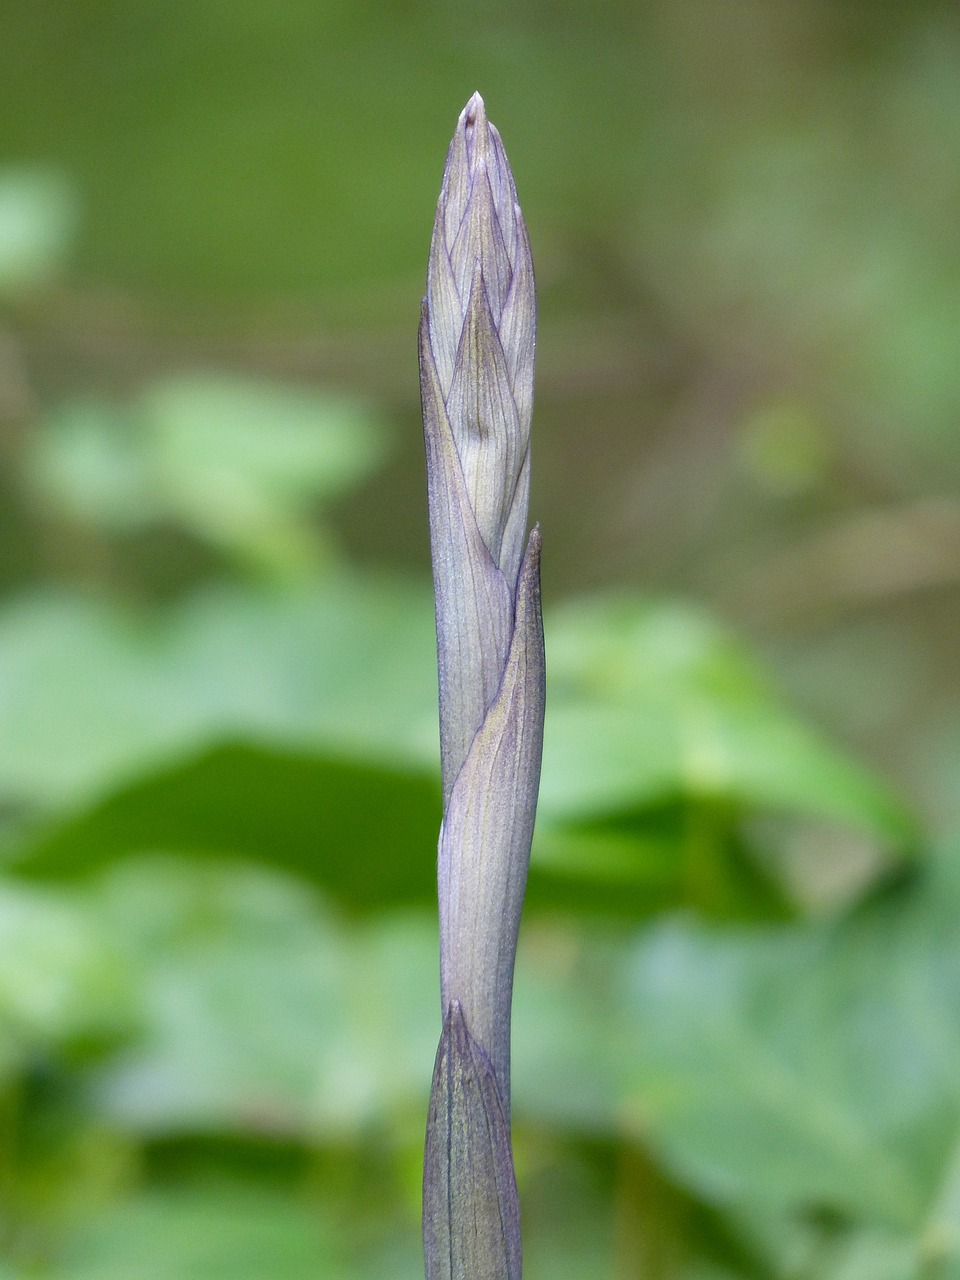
[420,91,539,802]
[424,92,535,589]
[423,1002,521,1280]
[420,94,544,1280]
[437,530,544,1111]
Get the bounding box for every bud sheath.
[420,94,544,1280]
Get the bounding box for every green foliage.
[28,378,386,576]
[0,577,436,810]
[0,879,130,1081]
[545,595,911,839]
[614,846,960,1276]
[0,168,75,295]
[0,544,924,1277]
[0,358,924,1276]
[0,4,957,1277]
[56,1189,342,1280]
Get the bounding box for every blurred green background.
[0,2,959,1277]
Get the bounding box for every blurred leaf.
[0,576,437,810]
[28,376,386,575]
[16,744,440,912]
[0,582,913,924]
[7,847,956,1280]
[822,1230,920,1280]
[512,932,628,1134]
[13,741,780,924]
[616,845,960,1237]
[0,582,907,843]
[531,807,793,922]
[79,858,437,1138]
[543,596,915,846]
[0,168,75,295]
[0,881,128,1079]
[54,1186,338,1280]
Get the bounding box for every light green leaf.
[0,576,437,810]
[17,744,441,910]
[85,857,438,1137]
[616,847,960,1228]
[818,1229,919,1280]
[0,582,912,922]
[55,1187,338,1280]
[0,880,129,1082]
[28,376,386,574]
[541,596,914,847]
[0,168,76,293]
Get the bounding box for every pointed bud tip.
[463,92,485,125]
[459,93,492,168]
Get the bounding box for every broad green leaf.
[12,846,958,1280]
[0,167,75,293]
[28,377,387,575]
[54,1187,338,1280]
[621,923,924,1223]
[0,880,129,1082]
[542,596,914,846]
[14,740,781,922]
[0,576,437,810]
[16,744,441,910]
[0,580,913,923]
[531,808,792,920]
[820,1229,919,1280]
[616,846,960,1230]
[65,857,624,1147]
[84,857,438,1137]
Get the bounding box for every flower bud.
[424,92,536,589]
[423,1002,521,1280]
[421,94,543,1280]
